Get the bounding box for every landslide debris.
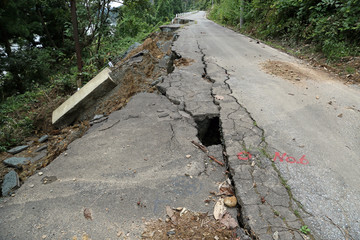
[0,30,190,196]
[141,207,237,239]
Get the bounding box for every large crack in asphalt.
[156,27,314,239]
[197,41,315,239]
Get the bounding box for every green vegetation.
[0,0,189,151]
[300,225,311,235]
[0,89,43,151]
[206,0,360,61]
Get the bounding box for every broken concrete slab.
[160,24,181,33]
[4,157,31,168]
[52,68,116,127]
[1,170,19,196]
[122,42,141,59]
[7,145,29,154]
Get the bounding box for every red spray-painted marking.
[237,151,252,160]
[273,152,309,165]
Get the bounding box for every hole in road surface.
[195,116,221,146]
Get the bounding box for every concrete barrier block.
[52,68,116,127]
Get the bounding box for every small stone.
[337,113,343,118]
[151,79,161,86]
[158,112,169,118]
[29,184,35,188]
[42,235,47,239]
[316,96,320,100]
[92,115,104,121]
[36,145,48,152]
[4,157,30,168]
[7,145,29,154]
[186,155,191,158]
[11,193,15,197]
[167,230,176,236]
[3,157,30,168]
[42,176,57,184]
[224,196,237,208]
[38,172,43,176]
[38,135,49,143]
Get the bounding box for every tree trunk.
[36,5,57,48]
[70,0,83,88]
[240,0,244,29]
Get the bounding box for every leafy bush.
[0,90,42,151]
[208,0,360,60]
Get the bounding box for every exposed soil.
[141,208,238,239]
[260,60,341,83]
[174,58,195,68]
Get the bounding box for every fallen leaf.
[166,206,177,224]
[84,208,92,220]
[273,231,279,240]
[214,199,227,220]
[219,212,238,229]
[218,181,235,196]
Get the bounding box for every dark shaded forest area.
[0,0,187,150]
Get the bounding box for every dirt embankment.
[0,31,194,196]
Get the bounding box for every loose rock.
[7,145,29,154]
[1,170,20,196]
[224,196,237,208]
[36,145,48,152]
[38,135,49,143]
[4,157,30,168]
[158,112,169,118]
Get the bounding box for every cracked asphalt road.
[181,11,360,240]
